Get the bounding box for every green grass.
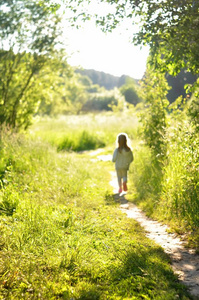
[30,112,139,151]
[0,121,192,299]
[0,125,191,300]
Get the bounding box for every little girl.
[112,133,134,194]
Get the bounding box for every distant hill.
[76,68,197,103]
[75,69,139,90]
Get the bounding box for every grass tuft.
[57,130,105,152]
[0,188,19,216]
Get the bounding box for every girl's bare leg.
[123,181,127,191]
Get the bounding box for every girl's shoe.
[119,188,122,193]
[123,182,127,192]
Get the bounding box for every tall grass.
[130,114,199,248]
[129,143,163,215]
[160,122,199,232]
[30,112,139,151]
[0,124,191,299]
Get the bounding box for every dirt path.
[121,202,199,299]
[96,152,199,299]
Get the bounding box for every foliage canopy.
[0,0,64,129]
[66,0,199,75]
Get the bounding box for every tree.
[0,0,64,129]
[120,78,141,105]
[81,88,125,112]
[32,53,74,117]
[63,74,88,114]
[66,0,199,75]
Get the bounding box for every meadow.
[0,112,192,299]
[30,113,139,151]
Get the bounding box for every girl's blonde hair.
[116,133,131,152]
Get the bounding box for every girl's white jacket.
[112,148,134,170]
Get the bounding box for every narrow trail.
[95,151,199,299]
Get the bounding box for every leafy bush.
[131,67,199,247]
[81,89,124,112]
[139,68,169,161]
[120,78,141,105]
[132,95,199,247]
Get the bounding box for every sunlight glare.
[63,2,149,79]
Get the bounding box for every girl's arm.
[112,149,118,162]
[129,150,134,163]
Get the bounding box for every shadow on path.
[113,192,129,205]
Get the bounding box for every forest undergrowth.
[0,113,192,299]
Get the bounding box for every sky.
[62,3,149,80]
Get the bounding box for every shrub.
[81,89,124,112]
[57,130,105,152]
